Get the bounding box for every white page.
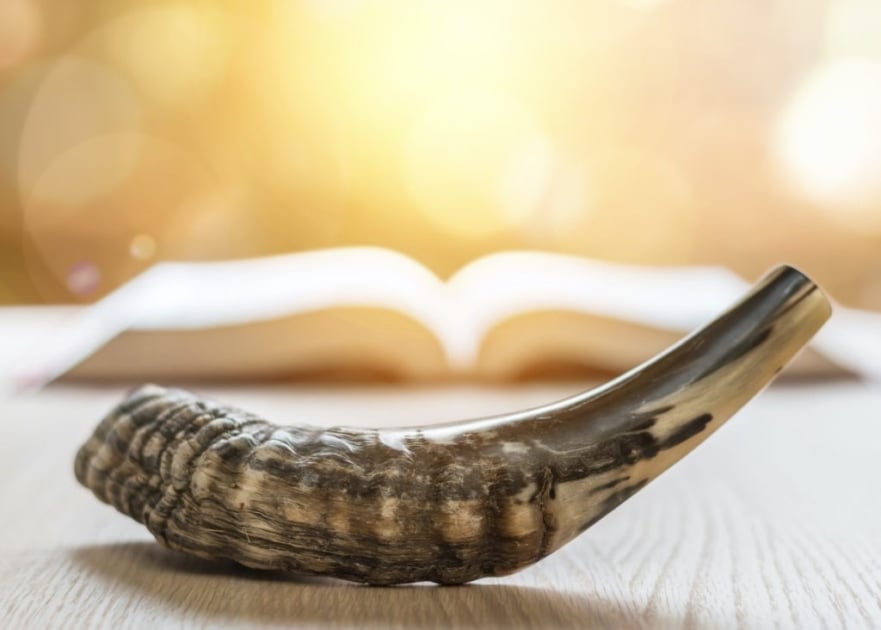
[16,248,454,389]
[15,247,881,389]
[444,252,749,368]
[449,252,881,381]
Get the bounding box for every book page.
[18,248,457,388]
[443,252,748,370]
[16,247,881,388]
[446,253,871,379]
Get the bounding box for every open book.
[18,247,881,387]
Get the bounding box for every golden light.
[65,261,101,296]
[303,0,365,20]
[18,56,142,203]
[102,4,231,106]
[347,1,524,109]
[25,132,142,207]
[530,156,594,244]
[2,0,878,312]
[775,58,881,231]
[618,0,668,8]
[22,136,217,299]
[551,148,698,264]
[497,144,594,244]
[129,233,157,260]
[259,128,351,215]
[496,136,556,227]
[0,0,41,71]
[164,186,256,259]
[255,1,551,238]
[256,0,537,149]
[0,66,44,176]
[404,92,548,237]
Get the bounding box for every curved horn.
[75,265,831,585]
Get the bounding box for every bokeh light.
[552,148,698,264]
[825,0,881,58]
[0,0,877,309]
[775,59,881,231]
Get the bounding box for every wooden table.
[0,308,879,628]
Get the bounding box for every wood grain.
[1,378,880,629]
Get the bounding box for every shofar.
[75,265,831,585]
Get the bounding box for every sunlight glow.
[4,0,876,308]
[618,0,668,8]
[775,58,881,230]
[497,136,556,227]
[405,92,547,236]
[825,0,881,58]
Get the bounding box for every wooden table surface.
[0,308,879,629]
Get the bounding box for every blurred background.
[0,0,880,307]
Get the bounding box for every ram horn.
[75,265,831,585]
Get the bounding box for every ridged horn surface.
[75,265,831,585]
